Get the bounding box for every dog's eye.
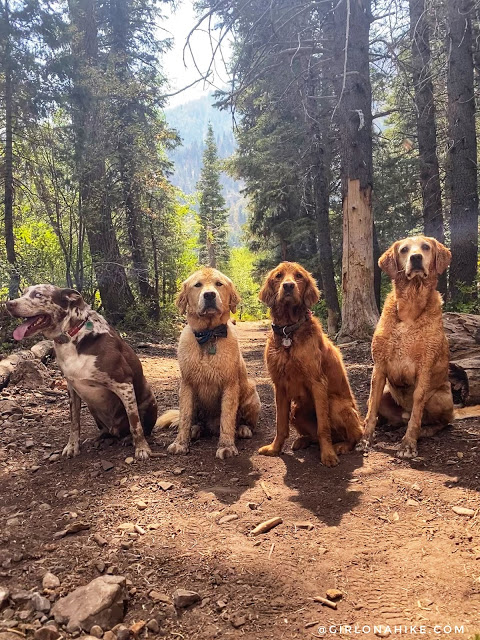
[216,281,223,287]
[295,273,303,279]
[400,246,409,254]
[422,244,430,251]
[275,272,283,279]
[35,292,43,299]
[194,282,202,288]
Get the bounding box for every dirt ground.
[1,321,480,640]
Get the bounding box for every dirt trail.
[1,321,480,639]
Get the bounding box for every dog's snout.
[203,291,216,300]
[410,253,423,266]
[282,282,295,292]
[5,300,15,311]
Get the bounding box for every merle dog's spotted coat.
[6,285,157,460]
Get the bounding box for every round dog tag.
[282,337,292,348]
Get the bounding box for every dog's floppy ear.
[175,280,189,315]
[303,271,320,308]
[227,279,241,313]
[378,242,399,280]
[60,288,85,309]
[259,271,276,308]
[433,238,451,275]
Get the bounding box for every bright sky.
[161,1,231,107]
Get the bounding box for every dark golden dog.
[258,262,362,466]
[362,235,480,458]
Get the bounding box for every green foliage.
[197,123,230,268]
[226,247,266,321]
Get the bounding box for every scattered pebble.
[295,521,314,531]
[452,506,475,517]
[34,625,61,640]
[129,620,145,636]
[218,514,238,525]
[173,468,185,476]
[124,457,134,465]
[231,614,246,628]
[158,481,174,491]
[325,588,343,600]
[146,619,159,633]
[89,625,103,638]
[42,572,60,589]
[406,499,419,507]
[100,459,114,472]
[173,589,201,608]
[135,500,148,510]
[149,591,170,603]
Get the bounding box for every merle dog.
[7,285,157,460]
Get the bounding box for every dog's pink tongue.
[13,318,36,341]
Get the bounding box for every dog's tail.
[155,409,180,429]
[454,405,480,420]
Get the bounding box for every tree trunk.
[409,0,446,295]
[446,0,478,304]
[68,0,134,323]
[334,0,379,342]
[3,0,20,299]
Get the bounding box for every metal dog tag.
[282,337,292,348]
[207,342,217,355]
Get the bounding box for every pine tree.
[196,123,229,268]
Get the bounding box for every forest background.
[1,0,479,342]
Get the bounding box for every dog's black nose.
[204,291,216,300]
[283,282,295,292]
[410,253,423,267]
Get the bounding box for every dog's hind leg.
[62,385,82,458]
[109,381,152,460]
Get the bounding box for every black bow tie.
[193,323,228,345]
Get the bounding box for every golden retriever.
[258,262,362,466]
[362,235,477,458]
[157,267,261,459]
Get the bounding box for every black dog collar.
[271,312,311,337]
[193,323,228,345]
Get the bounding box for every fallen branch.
[251,517,283,536]
[313,596,337,610]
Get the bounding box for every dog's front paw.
[62,440,80,458]
[167,441,190,455]
[216,444,238,460]
[258,444,281,456]
[291,435,311,451]
[237,425,252,439]
[135,442,151,460]
[397,438,418,459]
[320,448,339,467]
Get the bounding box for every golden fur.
[159,267,261,460]
[363,235,454,458]
[258,262,362,467]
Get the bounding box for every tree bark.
[446,0,478,304]
[409,0,446,295]
[334,0,379,342]
[69,0,134,322]
[3,0,20,299]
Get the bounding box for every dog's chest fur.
[55,341,109,403]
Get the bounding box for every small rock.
[34,625,61,640]
[11,589,32,604]
[7,517,20,527]
[38,503,51,512]
[173,589,201,609]
[446,459,458,465]
[121,541,133,550]
[391,512,400,522]
[457,451,464,459]
[135,500,147,510]
[95,561,106,574]
[158,482,173,491]
[90,625,103,638]
[295,521,314,531]
[173,468,184,476]
[31,593,51,613]
[231,614,246,628]
[0,586,10,608]
[146,619,159,633]
[25,439,34,449]
[101,459,114,472]
[116,630,130,640]
[49,454,60,463]
[103,632,116,640]
[246,502,258,510]
[149,591,170,603]
[117,522,135,533]
[374,627,391,638]
[51,575,127,632]
[218,514,238,525]
[317,547,328,555]
[325,589,343,600]
[93,533,108,547]
[124,457,134,465]
[42,572,60,590]
[452,506,475,517]
[129,620,145,636]
[216,599,227,610]
[406,499,419,507]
